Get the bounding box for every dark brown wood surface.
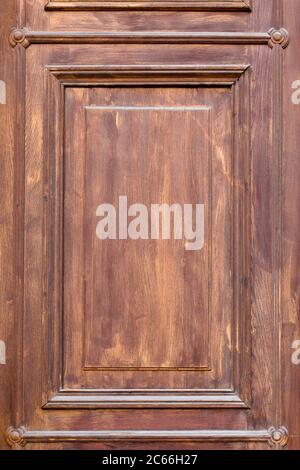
[0,0,299,450]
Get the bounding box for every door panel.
[43,65,249,406]
[0,0,299,450]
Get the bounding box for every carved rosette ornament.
[268,28,290,49]
[9,28,30,48]
[268,426,289,448]
[5,427,26,450]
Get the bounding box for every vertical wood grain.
[282,0,300,447]
[1,0,299,451]
[0,0,18,450]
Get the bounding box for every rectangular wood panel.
[83,104,211,371]
[63,84,230,388]
[41,65,251,408]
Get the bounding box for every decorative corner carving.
[268,28,290,49]
[268,426,289,448]
[6,426,26,449]
[9,28,30,48]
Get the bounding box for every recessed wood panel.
[64,84,230,390]
[42,65,251,406]
[63,84,231,389]
[83,104,211,371]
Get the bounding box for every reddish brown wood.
[0,0,19,451]
[45,0,252,12]
[0,0,299,451]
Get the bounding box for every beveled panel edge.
[43,63,251,406]
[46,63,251,83]
[9,28,274,48]
[44,0,252,12]
[43,392,249,409]
[6,427,289,449]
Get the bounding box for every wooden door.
[0,0,299,450]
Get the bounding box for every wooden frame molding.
[44,0,252,11]
[40,63,251,410]
[5,427,289,449]
[9,28,284,48]
[6,427,289,449]
[46,63,250,81]
[43,392,249,409]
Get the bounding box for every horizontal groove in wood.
[45,1,252,12]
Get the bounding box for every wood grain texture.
[0,0,19,451]
[5,427,273,445]
[44,0,252,12]
[281,0,300,447]
[83,104,212,372]
[42,64,250,407]
[9,29,272,48]
[1,0,299,451]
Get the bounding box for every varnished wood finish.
[41,64,250,409]
[281,0,300,448]
[0,0,299,451]
[0,0,19,451]
[44,1,252,11]
[9,29,273,48]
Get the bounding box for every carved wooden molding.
[46,63,250,82]
[5,427,26,450]
[43,391,249,409]
[268,28,290,49]
[268,426,289,448]
[41,63,251,410]
[9,28,279,48]
[4,427,278,445]
[9,28,29,48]
[45,0,252,11]
[5,426,289,448]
